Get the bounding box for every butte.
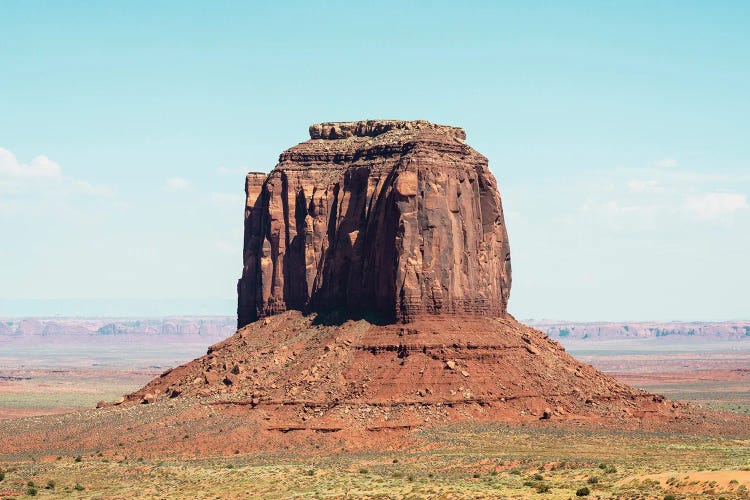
[126,120,686,432]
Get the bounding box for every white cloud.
[654,158,678,168]
[684,192,747,220]
[0,148,62,179]
[72,180,114,197]
[577,156,750,226]
[166,177,191,192]
[627,179,660,193]
[0,147,112,200]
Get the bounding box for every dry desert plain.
[1,319,749,499]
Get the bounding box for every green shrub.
[535,483,550,493]
[605,466,617,474]
[598,463,607,470]
[532,473,544,481]
[46,479,56,489]
[576,486,590,496]
[0,471,4,481]
[358,468,368,474]
[74,483,85,491]
[74,455,82,463]
[522,481,535,487]
[392,471,404,478]
[663,495,676,500]
[26,485,38,496]
[509,468,521,475]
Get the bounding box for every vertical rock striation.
[237,120,511,328]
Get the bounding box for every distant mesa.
[237,119,512,327]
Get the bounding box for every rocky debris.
[124,310,688,431]
[237,119,511,327]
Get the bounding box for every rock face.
[237,120,512,328]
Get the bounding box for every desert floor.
[1,334,748,498]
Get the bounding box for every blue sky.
[1,1,748,320]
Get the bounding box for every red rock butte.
[237,119,512,328]
[121,119,697,436]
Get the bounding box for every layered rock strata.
[237,120,512,327]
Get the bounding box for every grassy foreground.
[1,424,749,499]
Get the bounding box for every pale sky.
[1,1,748,320]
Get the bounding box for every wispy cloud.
[684,192,747,220]
[627,179,661,193]
[654,158,678,168]
[166,177,191,192]
[578,158,748,227]
[72,180,114,197]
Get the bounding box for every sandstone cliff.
[237,120,512,327]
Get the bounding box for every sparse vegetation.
[0,423,747,497]
[535,483,550,493]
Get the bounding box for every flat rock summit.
[122,120,696,435]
